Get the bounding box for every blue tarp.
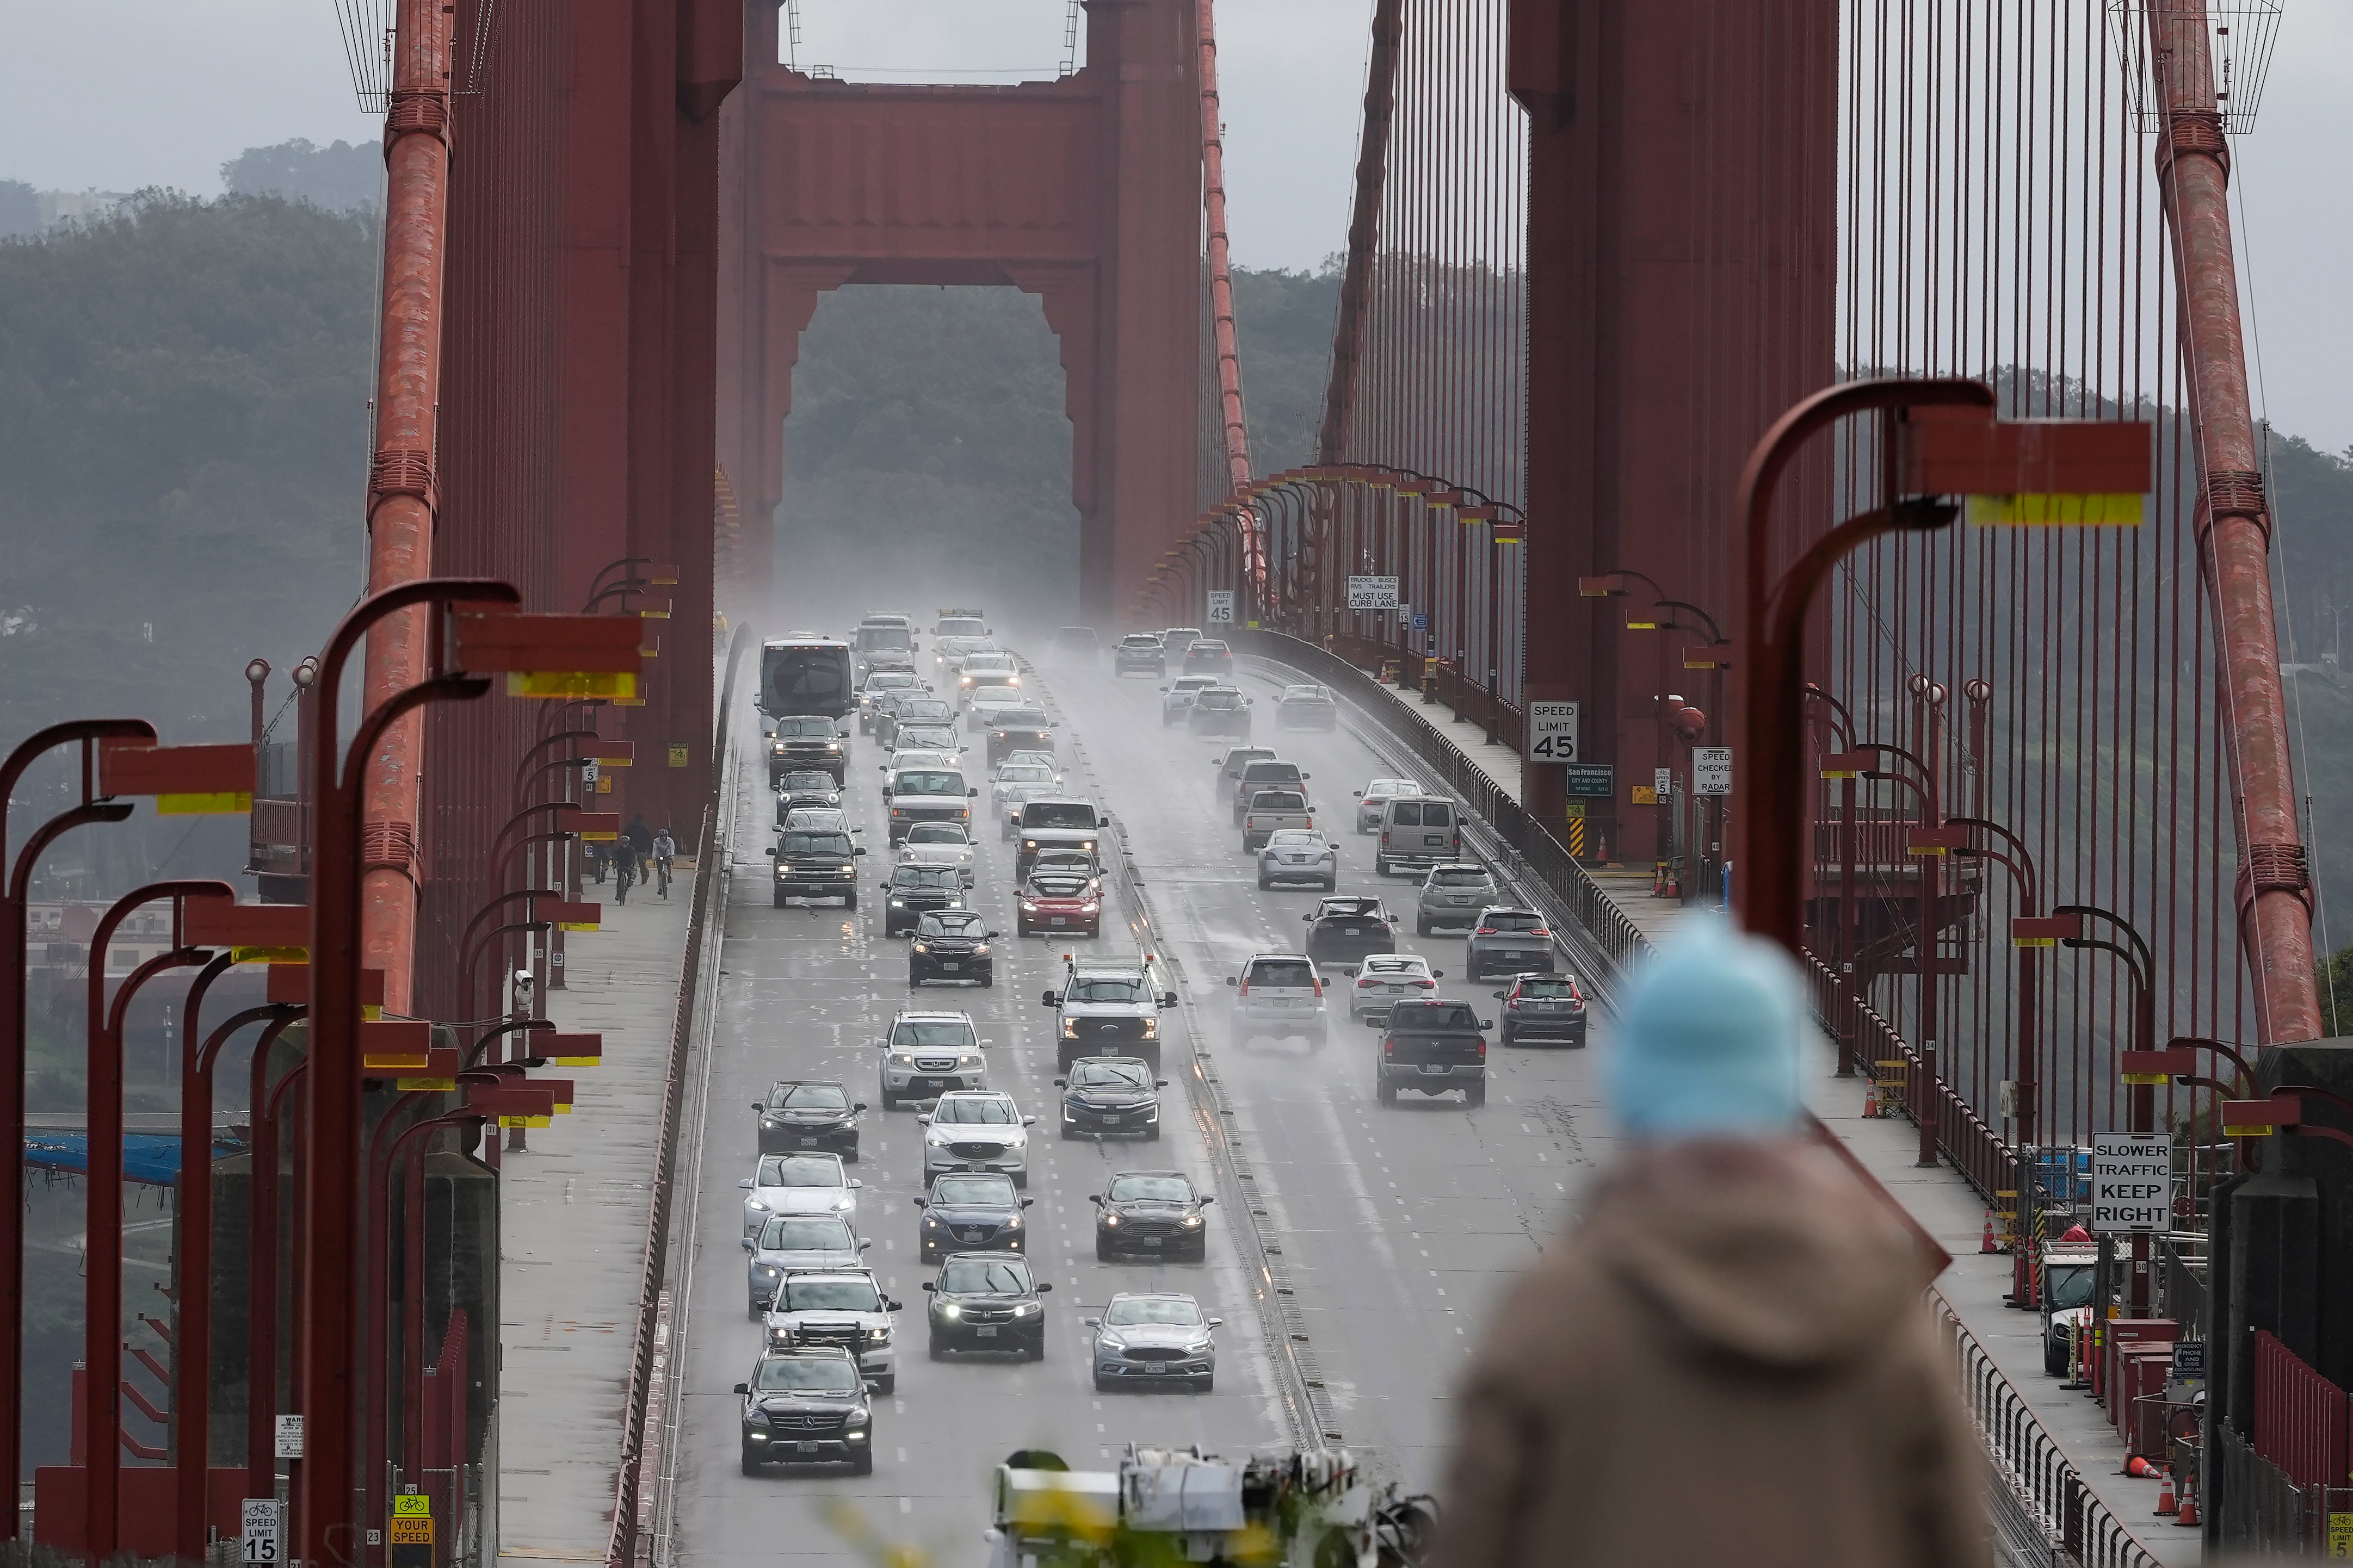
[23,1132,237,1188]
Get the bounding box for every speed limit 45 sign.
[1527,702,1580,763]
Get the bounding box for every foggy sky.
[0,0,2342,450]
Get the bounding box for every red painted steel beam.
[2144,1,2320,1044]
[359,0,457,1020]
[1317,0,1405,468]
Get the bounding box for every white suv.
[877,1011,987,1108]
[763,1268,902,1393]
[919,1090,1037,1186]
[1222,952,1330,1049]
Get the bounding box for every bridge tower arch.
[716,1,1205,621]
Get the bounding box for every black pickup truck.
[1375,998,1491,1108]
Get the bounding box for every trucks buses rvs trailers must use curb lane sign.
[2091,1132,2170,1232]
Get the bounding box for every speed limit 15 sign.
[1527,702,1580,763]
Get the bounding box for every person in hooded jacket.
[1436,918,1986,1568]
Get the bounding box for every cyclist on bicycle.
[651,827,677,898]
[614,845,635,904]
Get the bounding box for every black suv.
[1055,1056,1166,1141]
[769,828,864,909]
[914,1169,1033,1261]
[755,1079,866,1158]
[1181,640,1234,679]
[736,1347,875,1474]
[923,1253,1051,1359]
[910,909,997,986]
[883,864,964,936]
[986,706,1054,767]
[1494,973,1589,1048]
[1376,998,1492,1107]
[1091,1170,1214,1261]
[1302,896,1400,970]
[767,714,847,785]
[1114,634,1166,677]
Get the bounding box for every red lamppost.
[295,579,639,1567]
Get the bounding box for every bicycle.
[653,854,673,899]
[614,853,635,905]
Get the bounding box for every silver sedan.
[1354,778,1419,834]
[1256,828,1337,890]
[1086,1292,1221,1393]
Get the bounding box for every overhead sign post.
[1345,575,1400,610]
[1526,702,1580,763]
[2090,1132,2170,1233]
[1205,590,1235,625]
[1693,747,1733,796]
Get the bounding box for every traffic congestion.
[672,608,1610,1558]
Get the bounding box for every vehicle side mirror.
[922,1282,937,1293]
[968,787,979,797]
[1480,1020,1495,1031]
[750,1101,765,1111]
[887,1300,903,1312]
[1200,1196,1215,1206]
[1036,1282,1052,1293]
[876,1039,889,1049]
[911,1197,927,1208]
[858,1238,872,1249]
[1302,912,1313,922]
[848,1178,863,1189]
[738,1179,754,1189]
[1224,976,1238,987]
[740,1237,754,1251]
[1301,772,1311,779]
[1492,990,1506,999]
[853,846,868,857]
[1208,1316,1224,1328]
[1158,686,1169,692]
[733,1383,749,1395]
[1353,790,1364,798]
[765,848,776,859]
[915,1114,932,1125]
[1021,1197,1035,1208]
[1159,993,1177,1008]
[1154,1079,1170,1088]
[1052,1076,1067,1086]
[1022,1115,1037,1126]
[1041,991,1060,1007]
[1084,1317,1101,1328]
[985,930,1001,939]
[1089,1194,1104,1205]
[853,1102,868,1113]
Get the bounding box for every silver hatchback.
[1415,863,1499,935]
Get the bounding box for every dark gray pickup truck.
[1375,997,1491,1108]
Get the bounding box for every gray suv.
[1465,906,1556,979]
[1414,863,1500,935]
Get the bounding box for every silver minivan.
[1374,796,1462,876]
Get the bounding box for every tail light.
[1311,977,1324,997]
[1356,974,1381,988]
[1381,832,1391,846]
[1475,1041,1487,1059]
[1382,1038,1394,1056]
[1245,816,1255,829]
[1238,980,1250,997]
[1570,981,1586,1003]
[1304,817,1314,829]
[1412,978,1435,989]
[1530,927,1550,939]
[1474,926,1497,936]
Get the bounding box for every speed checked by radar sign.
[1527,703,1580,762]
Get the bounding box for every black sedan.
[923,1252,1051,1359]
[882,864,964,937]
[1091,1170,1214,1261]
[1303,896,1400,971]
[910,909,997,986]
[754,1079,865,1159]
[913,1170,1032,1262]
[1054,1056,1168,1141]
[986,707,1055,767]
[775,769,842,824]
[1494,972,1589,1048]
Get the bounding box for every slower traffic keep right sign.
[2090,1132,2169,1233]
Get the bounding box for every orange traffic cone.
[2155,1469,2177,1515]
[1980,1212,2000,1254]
[2126,1455,2159,1478]
[1862,1083,1880,1119]
[2176,1480,2200,1527]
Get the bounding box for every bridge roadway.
[660,636,1617,1567]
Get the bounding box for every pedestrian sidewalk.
[494,866,696,1566]
[1287,656,2195,1565]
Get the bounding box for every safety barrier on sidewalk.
[1234,628,1654,988]
[1937,1298,2162,1568]
[606,624,753,1568]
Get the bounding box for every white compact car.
[740,1152,862,1235]
[898,821,978,885]
[919,1089,1037,1186]
[1224,952,1330,1049]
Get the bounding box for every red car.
[1017,871,1102,938]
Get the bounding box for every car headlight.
[867,1327,890,1342]
[1082,840,1095,852]
[774,865,789,880]
[1139,1018,1158,1039]
[1078,899,1100,913]
[1184,1337,1214,1354]
[911,943,929,954]
[890,898,905,907]
[924,1215,941,1228]
[826,743,840,753]
[939,1303,962,1319]
[761,1117,780,1127]
[972,943,989,956]
[1020,900,1038,913]
[1014,1301,1039,1317]
[839,864,856,874]
[1098,1332,1127,1352]
[925,1132,950,1146]
[746,1199,770,1212]
[1022,839,1037,850]
[1060,1019,1078,1038]
[1102,1213,1120,1227]
[890,1052,916,1065]
[755,1264,779,1276]
[770,742,786,754]
[959,1052,982,1066]
[1182,1214,1203,1228]
[1006,1214,1022,1228]
[835,1195,855,1210]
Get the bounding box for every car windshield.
[1033,854,1093,873]
[1120,635,1159,648]
[1387,801,1425,826]
[938,1259,1033,1294]
[899,727,957,747]
[1067,976,1144,1003]
[1363,956,1428,975]
[760,1217,853,1251]
[893,1020,976,1049]
[776,1083,850,1111]
[1023,803,1096,829]
[1224,751,1275,774]
[1250,792,1306,811]
[780,771,835,791]
[999,766,1055,784]
[930,1174,1017,1205]
[1197,692,1243,710]
[1247,960,1316,988]
[759,1155,843,1187]
[1243,765,1301,784]
[1187,644,1229,658]
[2047,1264,2097,1311]
[898,700,952,720]
[996,709,1050,728]
[921,912,986,936]
[779,833,852,857]
[907,823,967,845]
[1267,831,1320,846]
[1482,912,1543,932]
[1517,977,1576,997]
[1105,1297,1203,1327]
[859,626,914,650]
[938,618,986,637]
[933,1096,1016,1125]
[893,866,959,889]
[1029,877,1092,898]
[780,1278,882,1313]
[752,1355,861,1393]
[1107,1175,1193,1203]
[776,716,835,737]
[867,672,917,689]
[894,771,964,796]
[1318,898,1381,918]
[1431,868,1491,887]
[1392,1002,1480,1032]
[1365,779,1413,797]
[1072,1061,1151,1087]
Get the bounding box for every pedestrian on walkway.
[623,813,653,879]
[1436,918,1984,1568]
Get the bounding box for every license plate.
[913,1078,941,1091]
[796,1441,819,1454]
[1100,1112,1124,1122]
[941,962,962,971]
[1049,916,1067,925]
[1139,1237,1162,1248]
[797,1137,820,1146]
[977,1325,998,1338]
[1424,836,1444,847]
[1344,927,1363,935]
[1144,1365,1170,1375]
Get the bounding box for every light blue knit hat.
[1604,916,1808,1139]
